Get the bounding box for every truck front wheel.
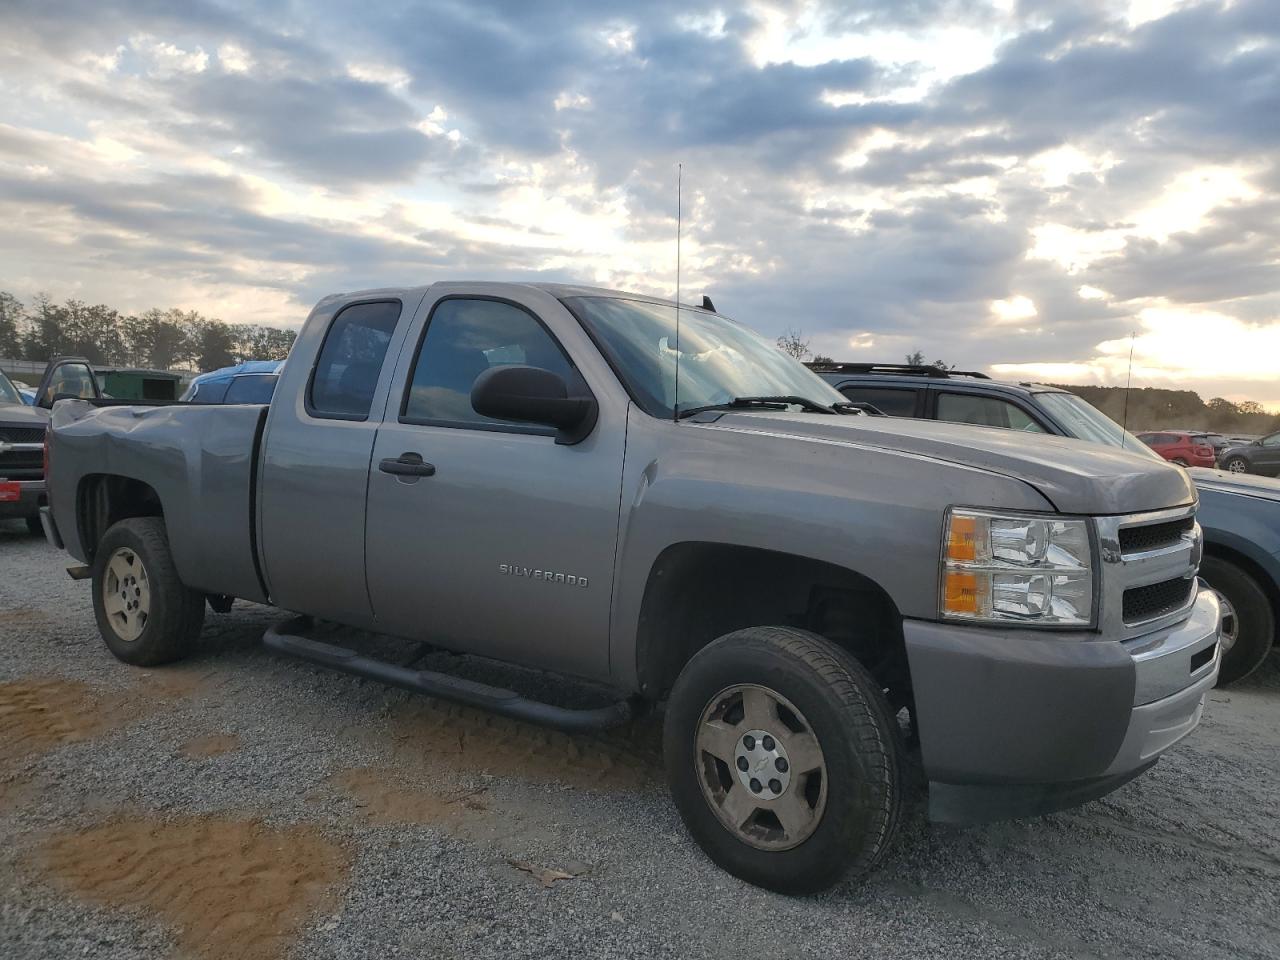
[92,518,205,666]
[663,626,902,894]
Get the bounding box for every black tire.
[663,626,902,894]
[25,515,44,537]
[1201,557,1275,686]
[91,517,205,666]
[1222,456,1250,474]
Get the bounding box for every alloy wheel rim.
[102,547,151,642]
[1216,590,1239,654]
[1228,459,1247,473]
[694,683,828,851]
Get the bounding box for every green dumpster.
[95,368,183,401]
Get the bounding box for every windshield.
[1035,391,1160,459]
[564,296,847,419]
[0,370,20,405]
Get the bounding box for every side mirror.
[471,365,597,445]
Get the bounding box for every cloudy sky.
[1,0,1277,405]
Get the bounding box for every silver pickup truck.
[43,282,1220,893]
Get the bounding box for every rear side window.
[402,298,578,430]
[937,392,1047,432]
[224,374,278,404]
[838,386,919,417]
[309,301,401,419]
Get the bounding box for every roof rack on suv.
[804,362,991,380]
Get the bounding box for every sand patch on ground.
[0,605,54,629]
[0,679,122,765]
[387,700,662,790]
[180,732,241,759]
[331,765,496,829]
[36,816,350,960]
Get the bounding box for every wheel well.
[1204,542,1280,639]
[635,542,908,701]
[77,474,164,561]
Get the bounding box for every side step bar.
[263,616,637,733]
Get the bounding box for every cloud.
[0,0,1275,409]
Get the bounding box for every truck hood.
[702,411,1195,515]
[1187,466,1280,504]
[0,402,51,429]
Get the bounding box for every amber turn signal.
[942,570,981,614]
[946,514,977,562]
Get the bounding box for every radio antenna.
[1120,330,1136,449]
[673,162,683,423]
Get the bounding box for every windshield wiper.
[677,395,838,420]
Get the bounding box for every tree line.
[0,292,296,372]
[1050,385,1280,437]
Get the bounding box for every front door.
[365,292,625,681]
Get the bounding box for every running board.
[262,616,636,733]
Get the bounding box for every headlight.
[941,509,1094,626]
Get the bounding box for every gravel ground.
[1,520,1277,960]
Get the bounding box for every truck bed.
[47,401,270,604]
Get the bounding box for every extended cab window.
[402,298,577,429]
[309,301,401,419]
[937,392,1046,432]
[838,386,919,417]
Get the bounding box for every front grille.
[0,426,45,443]
[1123,577,1194,624]
[1119,518,1194,555]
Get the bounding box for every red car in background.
[1136,431,1217,467]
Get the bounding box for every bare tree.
[777,328,812,360]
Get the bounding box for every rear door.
[258,296,420,626]
[931,390,1050,433]
[364,287,626,681]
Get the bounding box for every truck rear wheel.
[663,626,902,894]
[92,518,205,666]
[1201,556,1274,686]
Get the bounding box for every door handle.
[378,454,436,478]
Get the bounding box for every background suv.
[808,362,1280,684]
[1135,431,1217,468]
[1218,431,1280,476]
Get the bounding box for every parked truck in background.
[43,283,1219,893]
[0,357,102,536]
